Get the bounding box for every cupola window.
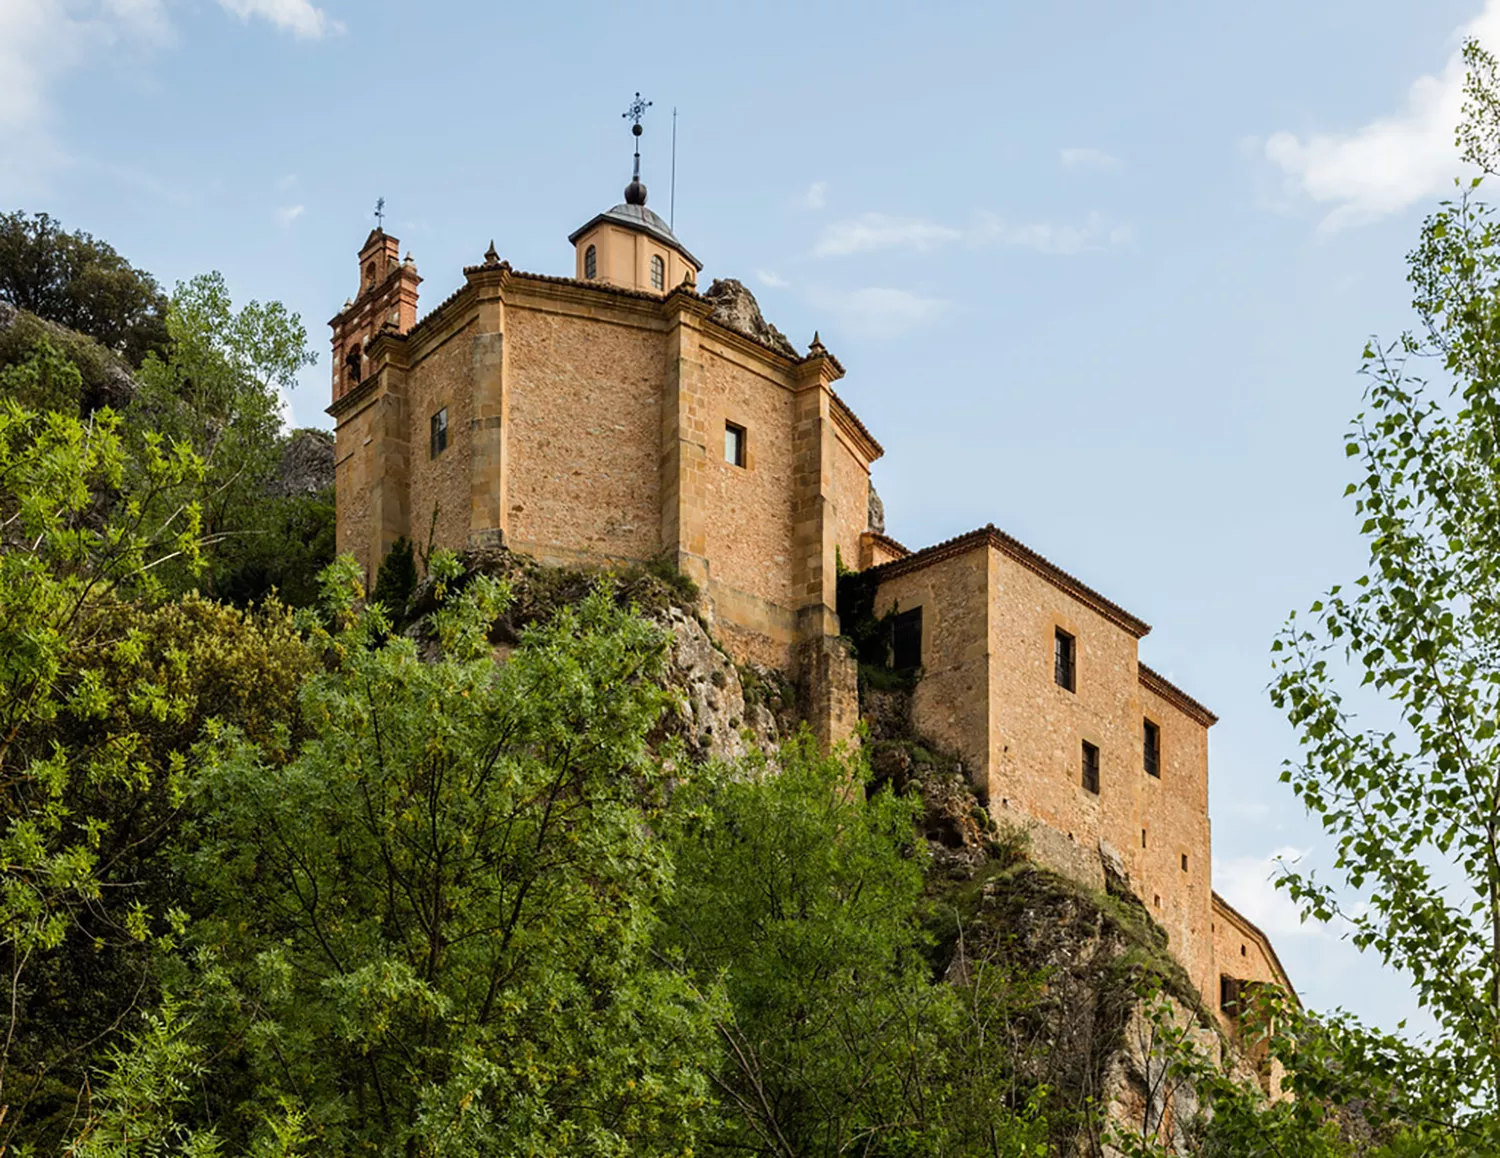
[650,254,665,290]
[584,245,597,280]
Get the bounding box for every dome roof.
[568,202,702,271]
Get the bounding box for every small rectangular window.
[1144,718,1161,778]
[1181,853,1189,872]
[1054,628,1076,692]
[891,607,923,670]
[430,407,448,458]
[725,422,746,467]
[1081,740,1100,795]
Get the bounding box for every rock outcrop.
[702,278,798,359]
[272,428,335,496]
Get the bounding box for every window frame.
[1081,739,1100,795]
[650,253,665,290]
[725,421,746,468]
[1144,718,1161,778]
[1054,628,1076,692]
[430,407,449,459]
[584,244,597,280]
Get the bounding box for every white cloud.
[0,0,169,197]
[801,181,828,210]
[1214,847,1334,940]
[275,203,306,226]
[218,0,345,38]
[814,213,962,257]
[1263,0,1500,231]
[756,269,788,288]
[817,286,949,336]
[973,210,1134,254]
[1060,146,1122,172]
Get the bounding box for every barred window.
[584,245,597,280]
[1054,628,1076,692]
[430,407,448,458]
[1081,740,1100,795]
[650,254,665,290]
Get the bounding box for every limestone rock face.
[657,605,779,762]
[272,428,335,496]
[702,278,797,359]
[867,484,886,534]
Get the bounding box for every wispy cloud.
[813,286,949,336]
[756,270,788,289]
[1060,146,1122,172]
[217,0,344,39]
[275,203,306,226]
[800,181,828,210]
[1213,847,1333,940]
[814,209,1132,258]
[0,0,170,197]
[973,210,1134,254]
[814,213,962,257]
[1263,0,1500,232]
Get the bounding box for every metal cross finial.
[374,197,386,228]
[622,92,652,128]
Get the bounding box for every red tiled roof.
[1139,663,1218,727]
[869,523,1151,638]
[1212,891,1299,1003]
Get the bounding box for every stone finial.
[403,251,416,268]
[483,240,500,265]
[808,330,826,355]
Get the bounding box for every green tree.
[1268,53,1500,1143]
[0,400,205,1138]
[178,557,716,1155]
[131,272,317,598]
[662,738,1051,1157]
[0,212,168,365]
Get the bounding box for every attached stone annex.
[326,143,1293,1040]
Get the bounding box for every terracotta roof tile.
[869,523,1151,638]
[1138,663,1218,727]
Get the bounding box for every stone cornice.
[830,388,883,462]
[1212,892,1298,1002]
[326,373,380,420]
[1138,663,1218,727]
[870,524,1151,639]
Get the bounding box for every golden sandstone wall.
[869,530,1218,1003]
[330,229,1290,1033]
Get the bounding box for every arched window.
[584,245,597,280]
[344,346,362,386]
[364,262,377,289]
[650,254,665,290]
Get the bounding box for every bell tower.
[329,203,422,404]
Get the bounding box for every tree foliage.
[0,212,167,366]
[179,557,716,1155]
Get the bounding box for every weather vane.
[374,197,386,228]
[622,92,652,189]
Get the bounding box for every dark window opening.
[584,244,597,280]
[430,407,448,458]
[1241,944,1247,957]
[1181,853,1189,872]
[344,346,362,386]
[650,254,665,290]
[892,607,923,671]
[725,422,746,467]
[1221,975,1245,1017]
[1141,828,1147,848]
[1081,740,1100,794]
[1144,718,1161,778]
[1055,628,1076,692]
[364,261,377,288]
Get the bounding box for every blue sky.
[6,0,1497,1033]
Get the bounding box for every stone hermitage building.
[326,125,1293,1033]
